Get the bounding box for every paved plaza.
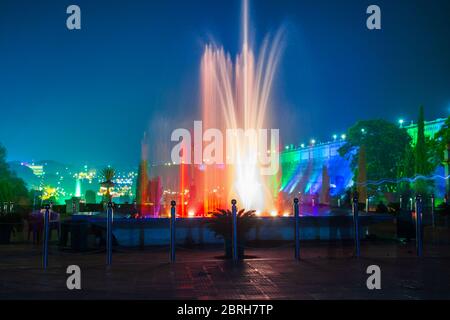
[1,238,449,300]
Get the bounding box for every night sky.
[1,0,450,167]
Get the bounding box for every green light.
[75,179,81,197]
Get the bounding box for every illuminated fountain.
[200,0,283,214]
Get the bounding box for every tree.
[319,165,330,205]
[415,106,427,174]
[356,145,368,203]
[338,119,411,193]
[433,115,450,194]
[0,144,30,205]
[414,106,434,195]
[397,144,415,196]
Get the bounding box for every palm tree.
[206,208,256,258]
[100,167,116,202]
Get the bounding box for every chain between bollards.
[415,195,423,257]
[106,201,113,266]
[352,193,360,258]
[170,200,176,263]
[293,198,300,260]
[231,199,238,262]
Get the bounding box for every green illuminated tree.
[356,145,368,203]
[338,119,411,193]
[415,106,427,173]
[413,106,435,195]
[434,116,450,194]
[397,144,415,196]
[0,144,30,205]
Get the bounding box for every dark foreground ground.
[1,234,450,300]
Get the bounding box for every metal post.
[337,198,341,208]
[409,198,413,211]
[430,194,435,228]
[9,202,13,214]
[106,201,113,265]
[365,198,369,212]
[415,195,423,257]
[170,200,176,263]
[231,199,238,262]
[293,198,300,260]
[399,195,403,210]
[352,193,360,257]
[133,200,138,215]
[42,204,50,269]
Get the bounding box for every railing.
[1,194,449,269]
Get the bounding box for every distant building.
[280,140,351,198]
[404,118,446,144]
[280,117,448,198]
[23,163,44,176]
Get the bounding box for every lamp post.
[293,198,300,260]
[106,201,113,265]
[170,200,176,262]
[42,204,50,269]
[415,195,423,257]
[231,199,238,262]
[352,192,360,257]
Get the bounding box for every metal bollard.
[293,198,300,260]
[106,201,113,265]
[42,204,50,269]
[399,195,403,210]
[352,193,360,257]
[431,194,435,228]
[231,199,238,262]
[170,200,176,262]
[337,198,341,208]
[415,195,423,257]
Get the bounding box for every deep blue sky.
[1,0,450,167]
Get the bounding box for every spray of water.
[200,0,284,212]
